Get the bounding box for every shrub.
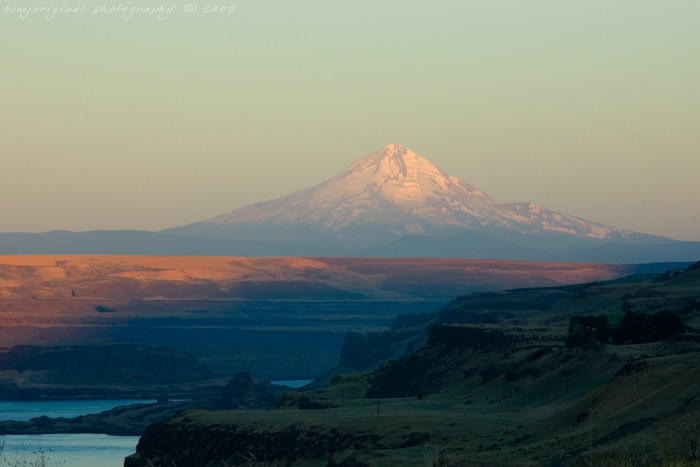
[651,310,686,340]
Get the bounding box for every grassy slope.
[125,264,700,466]
[127,340,700,466]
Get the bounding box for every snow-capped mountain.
[166,144,652,248]
[4,144,698,261]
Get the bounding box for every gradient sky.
[2,1,699,241]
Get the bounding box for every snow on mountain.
[3,144,695,260]
[170,144,641,246]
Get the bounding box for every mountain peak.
[337,144,471,204]
[346,143,424,175]
[172,144,644,245]
[380,143,409,154]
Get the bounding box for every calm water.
[272,379,313,388]
[0,399,155,422]
[0,433,140,467]
[0,382,309,465]
[0,400,154,467]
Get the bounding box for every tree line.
[566,310,687,347]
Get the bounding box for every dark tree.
[651,311,686,340]
[566,315,610,348]
[611,310,685,344]
[593,315,611,342]
[617,311,653,343]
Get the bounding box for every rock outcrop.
[208,372,281,410]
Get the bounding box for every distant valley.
[3,256,699,465]
[0,255,674,387]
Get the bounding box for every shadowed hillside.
[125,261,700,466]
[0,343,224,400]
[1,255,663,380]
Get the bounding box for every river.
[0,381,311,466]
[0,399,156,422]
[0,433,141,467]
[0,400,152,467]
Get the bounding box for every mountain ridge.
[166,144,652,245]
[2,144,698,262]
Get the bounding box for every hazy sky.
[2,1,699,241]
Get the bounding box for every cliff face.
[337,332,370,369]
[209,372,282,410]
[124,413,397,467]
[0,343,217,384]
[336,310,442,373]
[333,286,571,375]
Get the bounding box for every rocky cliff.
[208,371,282,410]
[0,343,221,400]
